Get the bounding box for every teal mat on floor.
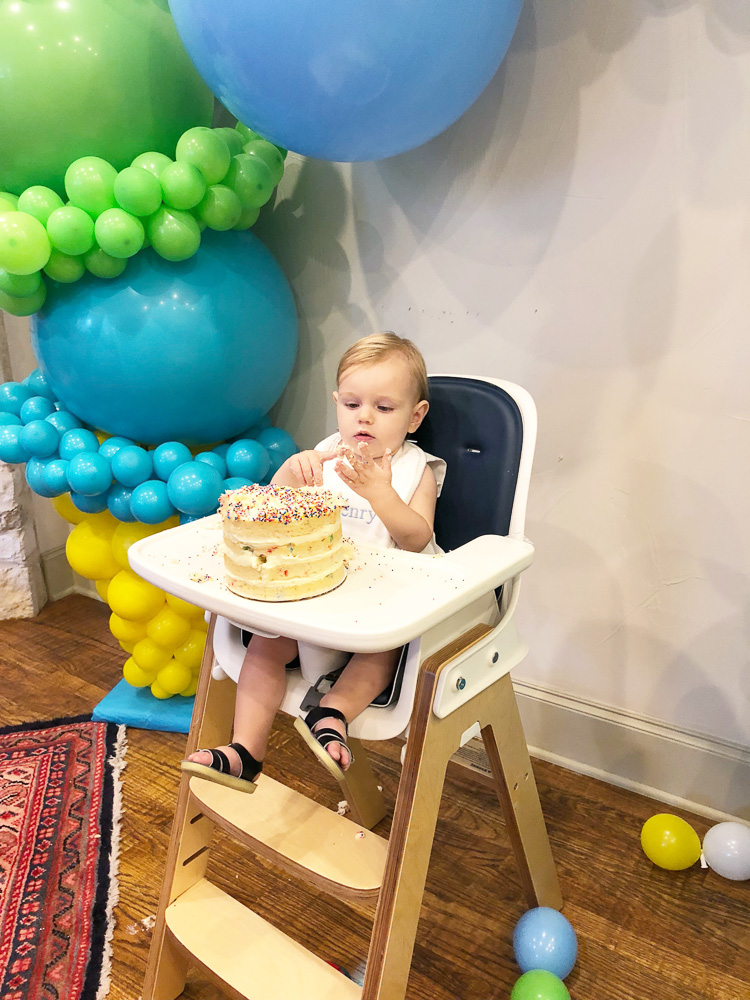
[93,678,194,733]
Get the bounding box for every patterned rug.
[0,716,126,1000]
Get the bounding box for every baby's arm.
[272,448,337,487]
[335,444,437,552]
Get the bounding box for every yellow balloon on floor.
[150,680,171,699]
[641,814,701,870]
[147,607,192,650]
[109,613,148,644]
[132,636,172,672]
[123,656,156,688]
[156,659,192,695]
[180,676,199,698]
[173,629,206,671]
[108,569,165,621]
[66,517,120,580]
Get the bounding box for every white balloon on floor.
[702,822,750,881]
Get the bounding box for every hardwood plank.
[1,595,748,1000]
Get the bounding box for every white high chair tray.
[128,514,534,653]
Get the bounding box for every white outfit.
[315,432,446,554]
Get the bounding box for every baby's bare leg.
[187,633,298,776]
[314,647,400,768]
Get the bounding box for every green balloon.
[0,212,51,275]
[175,128,231,186]
[17,186,64,226]
[83,245,128,279]
[0,0,214,196]
[44,249,85,284]
[160,161,207,210]
[232,204,261,231]
[213,128,245,157]
[147,207,201,261]
[94,209,145,259]
[131,151,174,179]
[194,185,242,231]
[242,140,285,187]
[225,154,275,210]
[0,281,47,317]
[510,971,571,1000]
[114,167,163,217]
[0,268,42,298]
[236,122,287,160]
[0,192,19,213]
[65,157,118,217]
[46,206,95,256]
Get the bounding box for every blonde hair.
[336,332,429,402]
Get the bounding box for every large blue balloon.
[169,0,523,161]
[31,231,297,445]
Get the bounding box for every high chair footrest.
[188,775,386,900]
[165,879,361,1000]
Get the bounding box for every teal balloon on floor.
[30,231,297,445]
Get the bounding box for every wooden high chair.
[130,376,562,1000]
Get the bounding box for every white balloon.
[702,822,750,881]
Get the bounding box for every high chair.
[130,375,562,1000]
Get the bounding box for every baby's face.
[333,356,428,461]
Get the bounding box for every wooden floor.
[2,594,748,1000]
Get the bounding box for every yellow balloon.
[109,612,148,644]
[166,592,204,619]
[150,680,171,700]
[193,614,208,632]
[641,814,701,870]
[111,520,162,571]
[156,659,192,695]
[66,518,120,580]
[95,578,111,602]
[180,676,199,698]
[147,607,191,650]
[173,629,206,671]
[107,569,165,621]
[123,656,156,688]
[132,636,171,672]
[119,639,136,653]
[51,492,87,524]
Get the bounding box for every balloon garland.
[0,122,286,317]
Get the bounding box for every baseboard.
[454,678,750,823]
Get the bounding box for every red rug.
[0,716,125,1000]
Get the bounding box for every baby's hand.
[286,449,337,487]
[335,442,393,500]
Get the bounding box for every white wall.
[253,0,750,815]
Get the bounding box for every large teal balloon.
[30,231,298,445]
[0,0,214,195]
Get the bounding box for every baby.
[183,332,446,791]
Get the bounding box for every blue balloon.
[225,439,270,482]
[223,476,253,491]
[26,458,59,498]
[24,369,57,400]
[153,441,192,481]
[20,395,56,423]
[59,428,100,461]
[0,425,27,463]
[67,452,113,496]
[195,451,227,478]
[0,381,34,416]
[213,443,230,458]
[46,410,83,435]
[0,412,22,427]
[169,0,523,161]
[256,426,298,476]
[42,459,71,497]
[167,461,225,515]
[31,231,298,445]
[71,490,109,514]
[19,419,60,458]
[107,483,137,522]
[99,436,135,460]
[513,907,578,981]
[130,480,175,524]
[111,445,154,488]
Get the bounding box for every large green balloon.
[0,0,214,196]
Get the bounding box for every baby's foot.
[187,745,243,777]
[310,714,352,770]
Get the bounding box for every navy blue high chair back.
[412,376,524,550]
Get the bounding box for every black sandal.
[293,706,354,779]
[181,741,262,794]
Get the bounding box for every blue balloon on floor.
[169,0,523,161]
[513,907,577,981]
[30,231,297,445]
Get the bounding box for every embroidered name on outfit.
[341,506,378,524]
